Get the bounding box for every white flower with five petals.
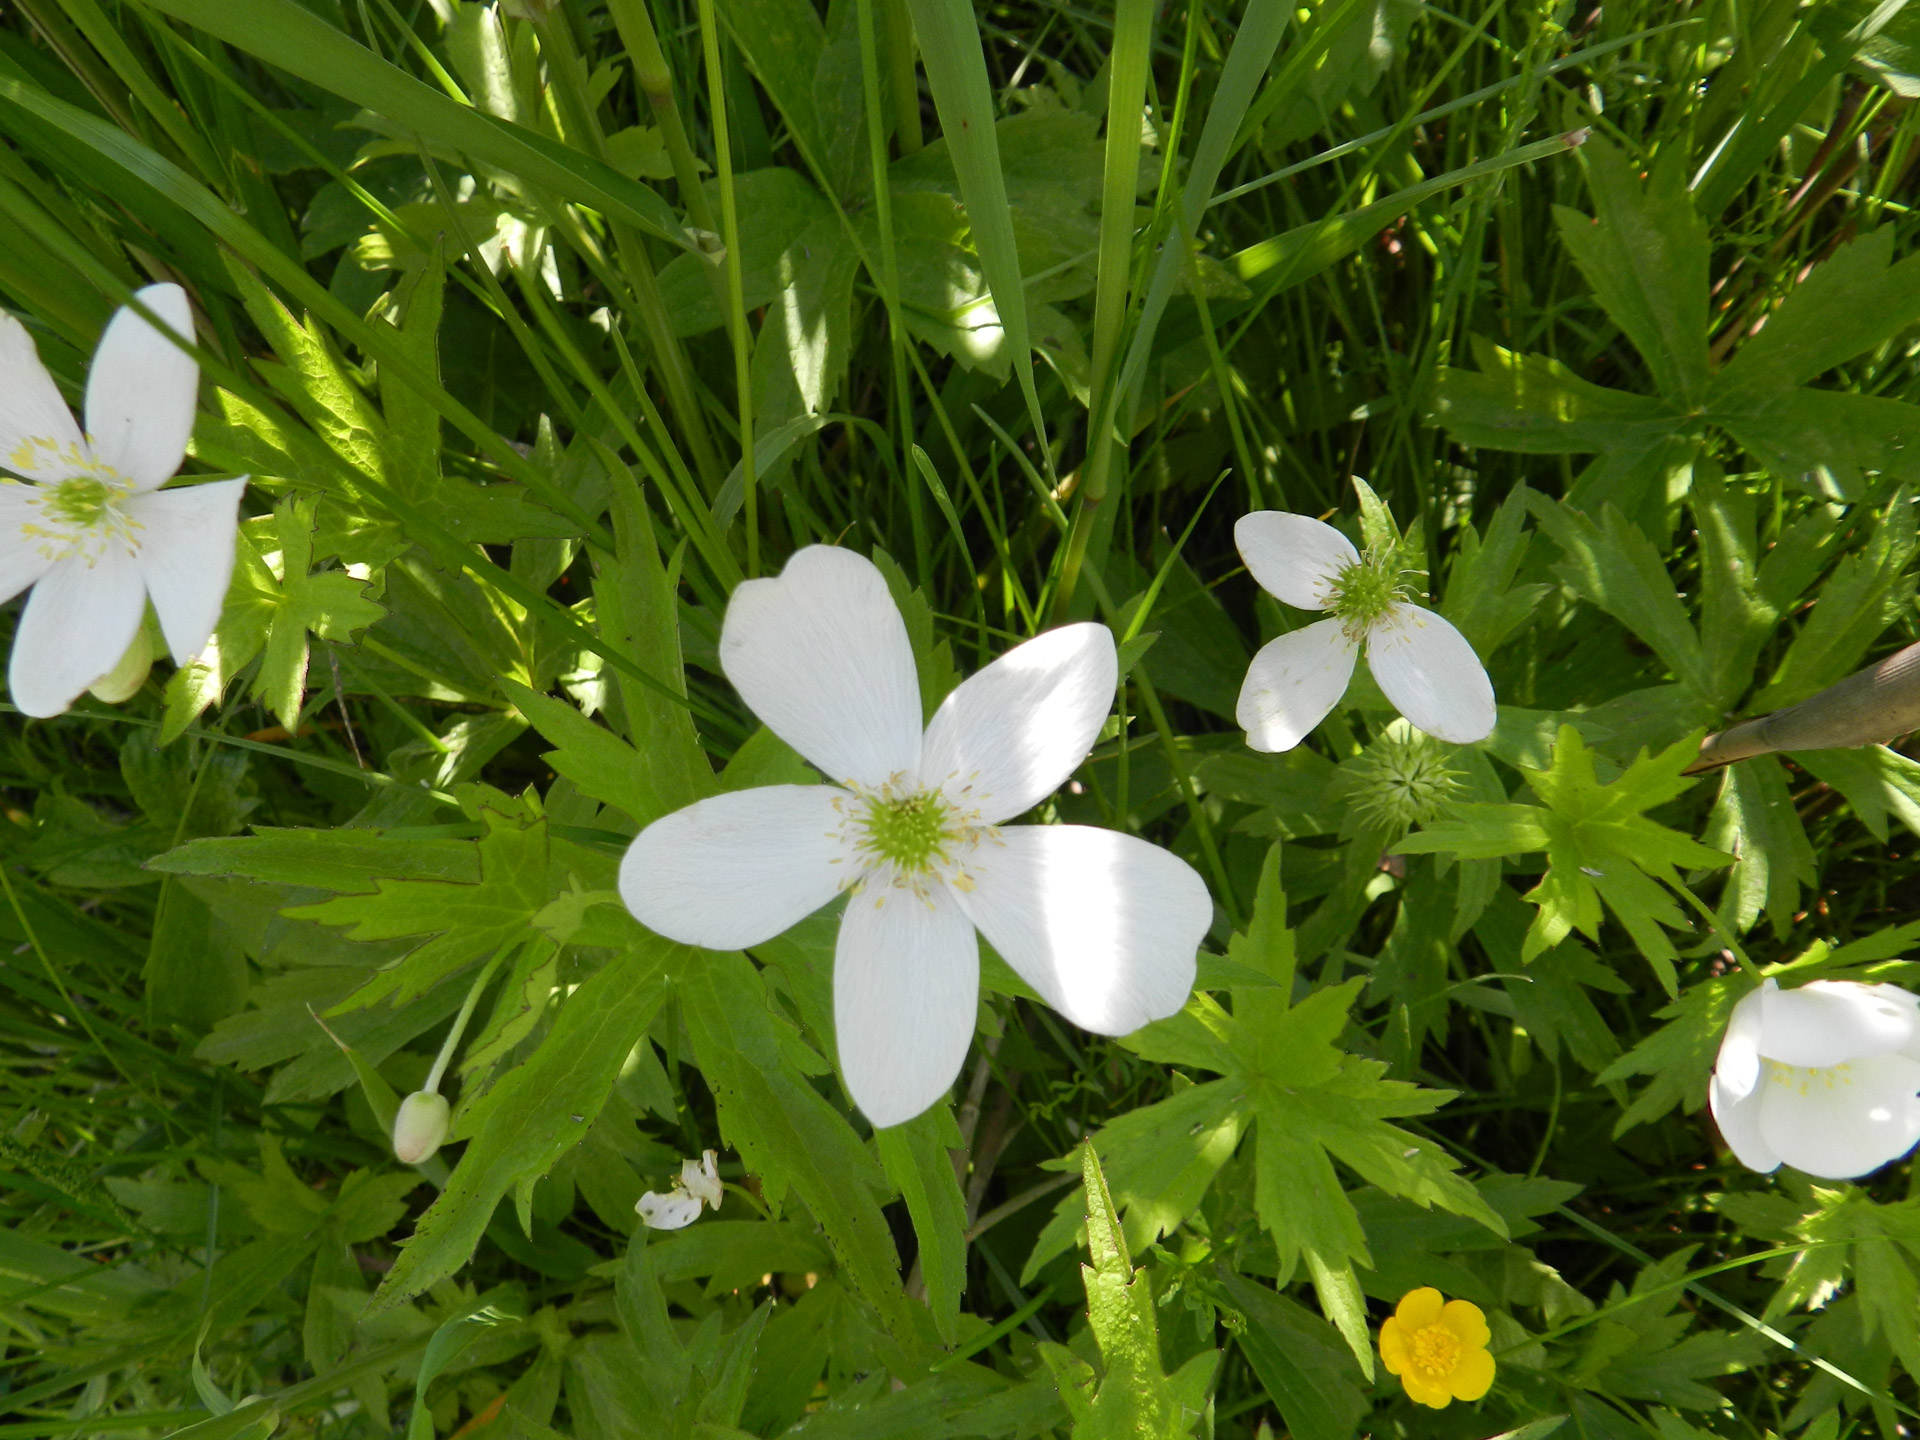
[1234,511,1495,752]
[619,546,1211,1128]
[0,284,247,718]
[1710,978,1920,1179]
[637,1149,724,1230]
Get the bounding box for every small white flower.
[1233,511,1495,752]
[638,1148,722,1230]
[620,546,1210,1128]
[0,284,247,718]
[1710,977,1920,1180]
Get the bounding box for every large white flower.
[1234,511,1495,752]
[0,284,247,718]
[619,546,1211,1128]
[1710,977,1920,1180]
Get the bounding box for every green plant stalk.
[698,0,757,577]
[1133,666,1240,929]
[605,0,717,233]
[68,0,225,181]
[1050,0,1153,624]
[538,10,727,497]
[883,0,922,155]
[858,0,928,585]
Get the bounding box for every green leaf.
[1403,726,1732,991]
[1553,137,1708,405]
[1596,972,1750,1135]
[288,805,548,1009]
[1222,1275,1368,1440]
[680,949,915,1341]
[1703,756,1815,935]
[1430,337,1683,454]
[372,936,674,1310]
[876,1108,968,1346]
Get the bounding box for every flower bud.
[88,625,153,705]
[392,1090,450,1165]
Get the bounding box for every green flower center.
[42,474,121,529]
[1326,548,1409,637]
[859,791,954,873]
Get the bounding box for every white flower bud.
[681,1149,723,1208]
[392,1091,450,1165]
[1711,978,1920,1179]
[637,1148,725,1229]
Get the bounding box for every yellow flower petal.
[1440,1298,1491,1349]
[1394,1286,1445,1330]
[1400,1370,1453,1409]
[1379,1316,1409,1375]
[1447,1344,1495,1402]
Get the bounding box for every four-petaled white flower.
[619,546,1211,1128]
[1234,511,1495,753]
[637,1149,724,1230]
[1711,977,1920,1180]
[0,284,247,717]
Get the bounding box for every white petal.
[1365,604,1496,743]
[1709,1073,1780,1174]
[84,284,198,492]
[1759,980,1920,1068]
[834,878,978,1128]
[951,825,1207,1036]
[0,488,55,605]
[619,784,854,949]
[1235,511,1357,611]
[0,313,86,482]
[918,622,1116,824]
[637,1189,705,1229]
[1714,984,1768,1104]
[126,478,247,663]
[1758,1053,1920,1180]
[1236,619,1357,753]
[8,548,145,718]
[720,546,923,789]
[682,1150,723,1208]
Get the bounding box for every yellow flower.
[1379,1287,1495,1409]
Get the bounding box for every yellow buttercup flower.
[1379,1287,1495,1409]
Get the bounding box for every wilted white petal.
[1235,511,1358,611]
[1714,985,1767,1104]
[918,623,1116,824]
[834,879,978,1128]
[682,1150,723,1209]
[0,489,55,606]
[1757,1052,1920,1179]
[619,784,853,949]
[1759,980,1920,1069]
[85,283,198,492]
[720,546,923,789]
[127,478,247,662]
[1236,619,1357,753]
[953,825,1206,1036]
[1709,1073,1779,1173]
[9,548,145,719]
[1365,604,1496,744]
[637,1188,705,1230]
[0,313,86,482]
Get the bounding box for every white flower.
[1710,978,1920,1180]
[619,546,1210,1128]
[0,284,247,718]
[1233,511,1495,752]
[637,1149,723,1230]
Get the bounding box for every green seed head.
[860,791,953,873]
[1326,546,1411,638]
[1342,722,1461,835]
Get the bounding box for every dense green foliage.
[8,0,1920,1436]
